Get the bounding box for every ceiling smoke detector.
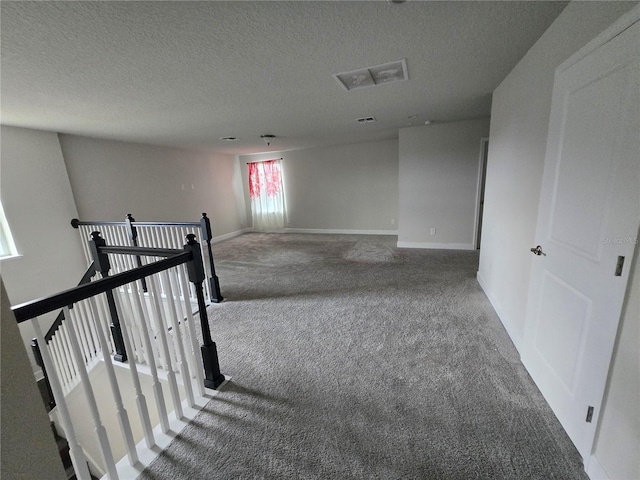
[260,134,276,146]
[334,59,408,91]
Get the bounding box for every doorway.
[475,137,489,249]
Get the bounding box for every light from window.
[0,201,18,258]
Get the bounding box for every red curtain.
[249,160,282,198]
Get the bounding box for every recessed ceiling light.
[424,121,432,125]
[220,136,237,141]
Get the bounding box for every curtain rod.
[246,158,283,164]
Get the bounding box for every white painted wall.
[1,279,66,480]
[477,2,639,479]
[58,135,245,239]
[0,126,87,371]
[591,244,639,479]
[398,118,490,249]
[239,139,399,233]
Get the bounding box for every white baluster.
[177,267,205,397]
[59,322,79,386]
[177,228,190,301]
[124,281,146,364]
[122,254,147,364]
[137,257,165,370]
[138,226,150,248]
[147,274,184,419]
[160,227,172,249]
[69,307,92,365]
[104,225,114,249]
[49,335,70,391]
[129,275,170,433]
[96,295,115,354]
[110,294,155,449]
[82,300,101,361]
[87,297,139,465]
[62,307,118,480]
[115,225,127,247]
[168,226,179,250]
[162,269,195,408]
[33,318,93,480]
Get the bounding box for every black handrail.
[13,251,188,322]
[99,245,182,258]
[72,219,203,228]
[71,213,223,303]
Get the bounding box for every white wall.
[477,2,639,479]
[1,278,67,480]
[0,126,88,370]
[398,118,490,249]
[59,135,245,238]
[592,244,639,480]
[239,139,399,233]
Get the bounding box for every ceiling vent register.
[334,59,408,91]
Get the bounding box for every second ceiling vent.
[334,59,408,91]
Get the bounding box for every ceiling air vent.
[357,116,376,124]
[334,59,408,91]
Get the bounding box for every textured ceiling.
[1,1,568,155]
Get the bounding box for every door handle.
[530,245,546,256]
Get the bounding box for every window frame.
[0,201,19,260]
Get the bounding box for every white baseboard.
[476,270,523,355]
[284,228,398,236]
[212,228,252,243]
[586,454,610,480]
[396,241,475,250]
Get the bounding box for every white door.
[521,14,639,462]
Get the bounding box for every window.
[248,159,286,230]
[0,201,18,259]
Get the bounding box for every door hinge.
[586,406,594,423]
[615,256,625,276]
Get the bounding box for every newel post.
[200,213,223,303]
[89,231,127,362]
[31,338,56,409]
[184,233,225,389]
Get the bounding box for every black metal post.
[200,213,223,303]
[89,231,127,362]
[184,234,225,389]
[125,214,147,292]
[31,338,56,410]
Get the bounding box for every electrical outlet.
[430,227,436,235]
[391,218,396,225]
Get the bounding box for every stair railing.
[32,262,101,408]
[71,213,223,303]
[13,233,225,480]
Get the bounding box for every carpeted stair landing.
[138,233,587,480]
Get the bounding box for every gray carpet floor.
[138,233,588,480]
